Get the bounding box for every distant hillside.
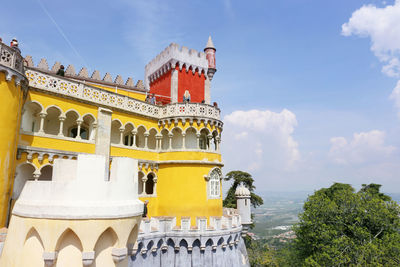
[387,193,400,202]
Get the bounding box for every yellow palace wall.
[0,72,25,226]
[7,85,223,226]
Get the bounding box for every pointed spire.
[205,36,215,50]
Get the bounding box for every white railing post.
[38,112,47,133]
[58,115,66,137]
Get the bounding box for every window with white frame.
[208,168,221,198]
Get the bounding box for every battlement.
[131,209,248,267]
[24,55,145,90]
[12,154,144,219]
[139,209,241,237]
[144,43,209,89]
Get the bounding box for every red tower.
[145,37,216,105]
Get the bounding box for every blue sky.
[2,0,400,193]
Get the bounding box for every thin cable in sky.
[37,0,88,68]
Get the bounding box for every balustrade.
[26,69,221,121]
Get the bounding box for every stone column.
[58,115,66,137]
[131,129,137,148]
[216,137,221,152]
[119,127,125,145]
[182,133,186,149]
[76,119,83,140]
[38,112,47,133]
[142,176,147,195]
[155,134,162,151]
[144,132,149,149]
[207,134,213,151]
[153,177,158,195]
[168,133,173,150]
[196,133,201,149]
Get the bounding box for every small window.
[199,131,208,150]
[208,168,221,198]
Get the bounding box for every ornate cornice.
[26,69,222,125]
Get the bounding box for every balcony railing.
[25,68,221,121]
[0,42,24,73]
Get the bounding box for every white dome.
[235,184,250,197]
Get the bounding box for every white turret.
[235,184,252,232]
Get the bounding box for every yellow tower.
[0,42,27,227]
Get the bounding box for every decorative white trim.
[158,160,223,166]
[26,69,221,122]
[111,143,220,155]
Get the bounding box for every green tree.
[223,170,264,209]
[290,183,400,266]
[245,237,278,267]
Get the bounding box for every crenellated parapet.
[130,208,249,267]
[145,43,209,89]
[24,55,145,90]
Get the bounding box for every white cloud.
[390,81,400,118]
[222,109,300,174]
[329,130,395,165]
[342,1,400,77]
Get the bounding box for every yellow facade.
[0,72,26,226]
[1,67,224,229]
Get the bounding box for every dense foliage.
[290,183,400,266]
[245,237,278,267]
[223,170,264,209]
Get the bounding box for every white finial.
[205,36,215,50]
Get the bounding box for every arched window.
[44,106,61,135]
[185,128,197,149]
[21,101,42,133]
[145,173,155,195]
[208,168,222,199]
[161,129,170,150]
[136,126,146,148]
[199,129,209,150]
[212,130,218,151]
[147,129,157,150]
[171,128,183,149]
[39,165,53,181]
[123,123,134,146]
